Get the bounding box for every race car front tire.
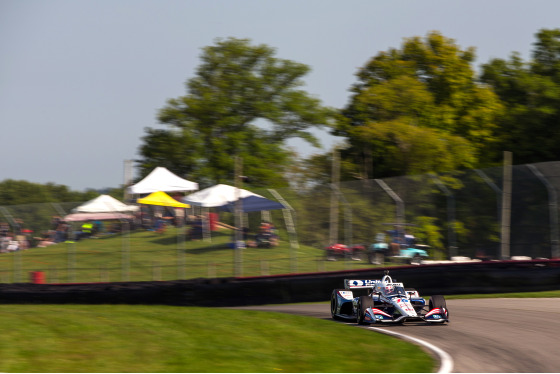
[429,295,447,310]
[429,295,449,320]
[357,296,373,325]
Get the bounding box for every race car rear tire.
[331,289,345,320]
[357,296,373,325]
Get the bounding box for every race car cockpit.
[382,284,406,298]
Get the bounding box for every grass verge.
[0,304,433,373]
[446,289,560,299]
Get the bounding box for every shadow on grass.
[186,242,233,255]
[149,234,187,246]
[147,230,235,255]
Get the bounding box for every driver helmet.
[385,285,394,293]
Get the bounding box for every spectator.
[256,220,279,248]
[36,231,56,248]
[51,216,61,230]
[241,227,258,248]
[0,235,10,252]
[387,226,405,255]
[13,219,23,236]
[0,222,9,237]
[75,221,93,241]
[93,220,103,236]
[242,226,250,241]
[154,216,166,234]
[7,240,19,252]
[82,221,93,238]
[54,221,66,243]
[152,212,162,230]
[175,207,185,227]
[404,230,416,248]
[188,215,205,240]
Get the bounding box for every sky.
[2,0,560,191]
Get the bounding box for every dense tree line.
[0,180,124,237]
[0,180,99,206]
[137,29,560,189]
[481,29,560,165]
[5,30,559,196]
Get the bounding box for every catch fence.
[1,161,560,283]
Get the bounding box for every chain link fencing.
[1,161,559,283]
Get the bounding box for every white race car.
[330,272,449,324]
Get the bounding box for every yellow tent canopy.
[137,191,190,208]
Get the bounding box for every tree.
[481,29,560,164]
[138,38,334,187]
[0,180,98,206]
[532,29,560,79]
[335,31,503,179]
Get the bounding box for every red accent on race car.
[371,308,392,317]
[425,308,446,317]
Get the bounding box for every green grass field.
[0,304,434,373]
[2,291,559,372]
[0,226,382,283]
[2,226,559,372]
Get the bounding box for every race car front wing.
[364,307,449,323]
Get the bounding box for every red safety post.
[30,271,46,284]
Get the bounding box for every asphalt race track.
[235,298,560,373]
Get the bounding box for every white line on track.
[366,326,454,373]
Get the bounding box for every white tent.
[64,212,133,222]
[64,194,138,221]
[128,167,198,194]
[182,184,261,207]
[73,194,139,213]
[183,184,298,249]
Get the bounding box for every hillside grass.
[0,226,382,283]
[0,304,434,373]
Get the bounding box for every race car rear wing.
[344,279,404,289]
[345,279,380,289]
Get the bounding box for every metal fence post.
[234,156,244,277]
[121,220,130,282]
[67,241,76,283]
[329,149,340,245]
[501,151,513,259]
